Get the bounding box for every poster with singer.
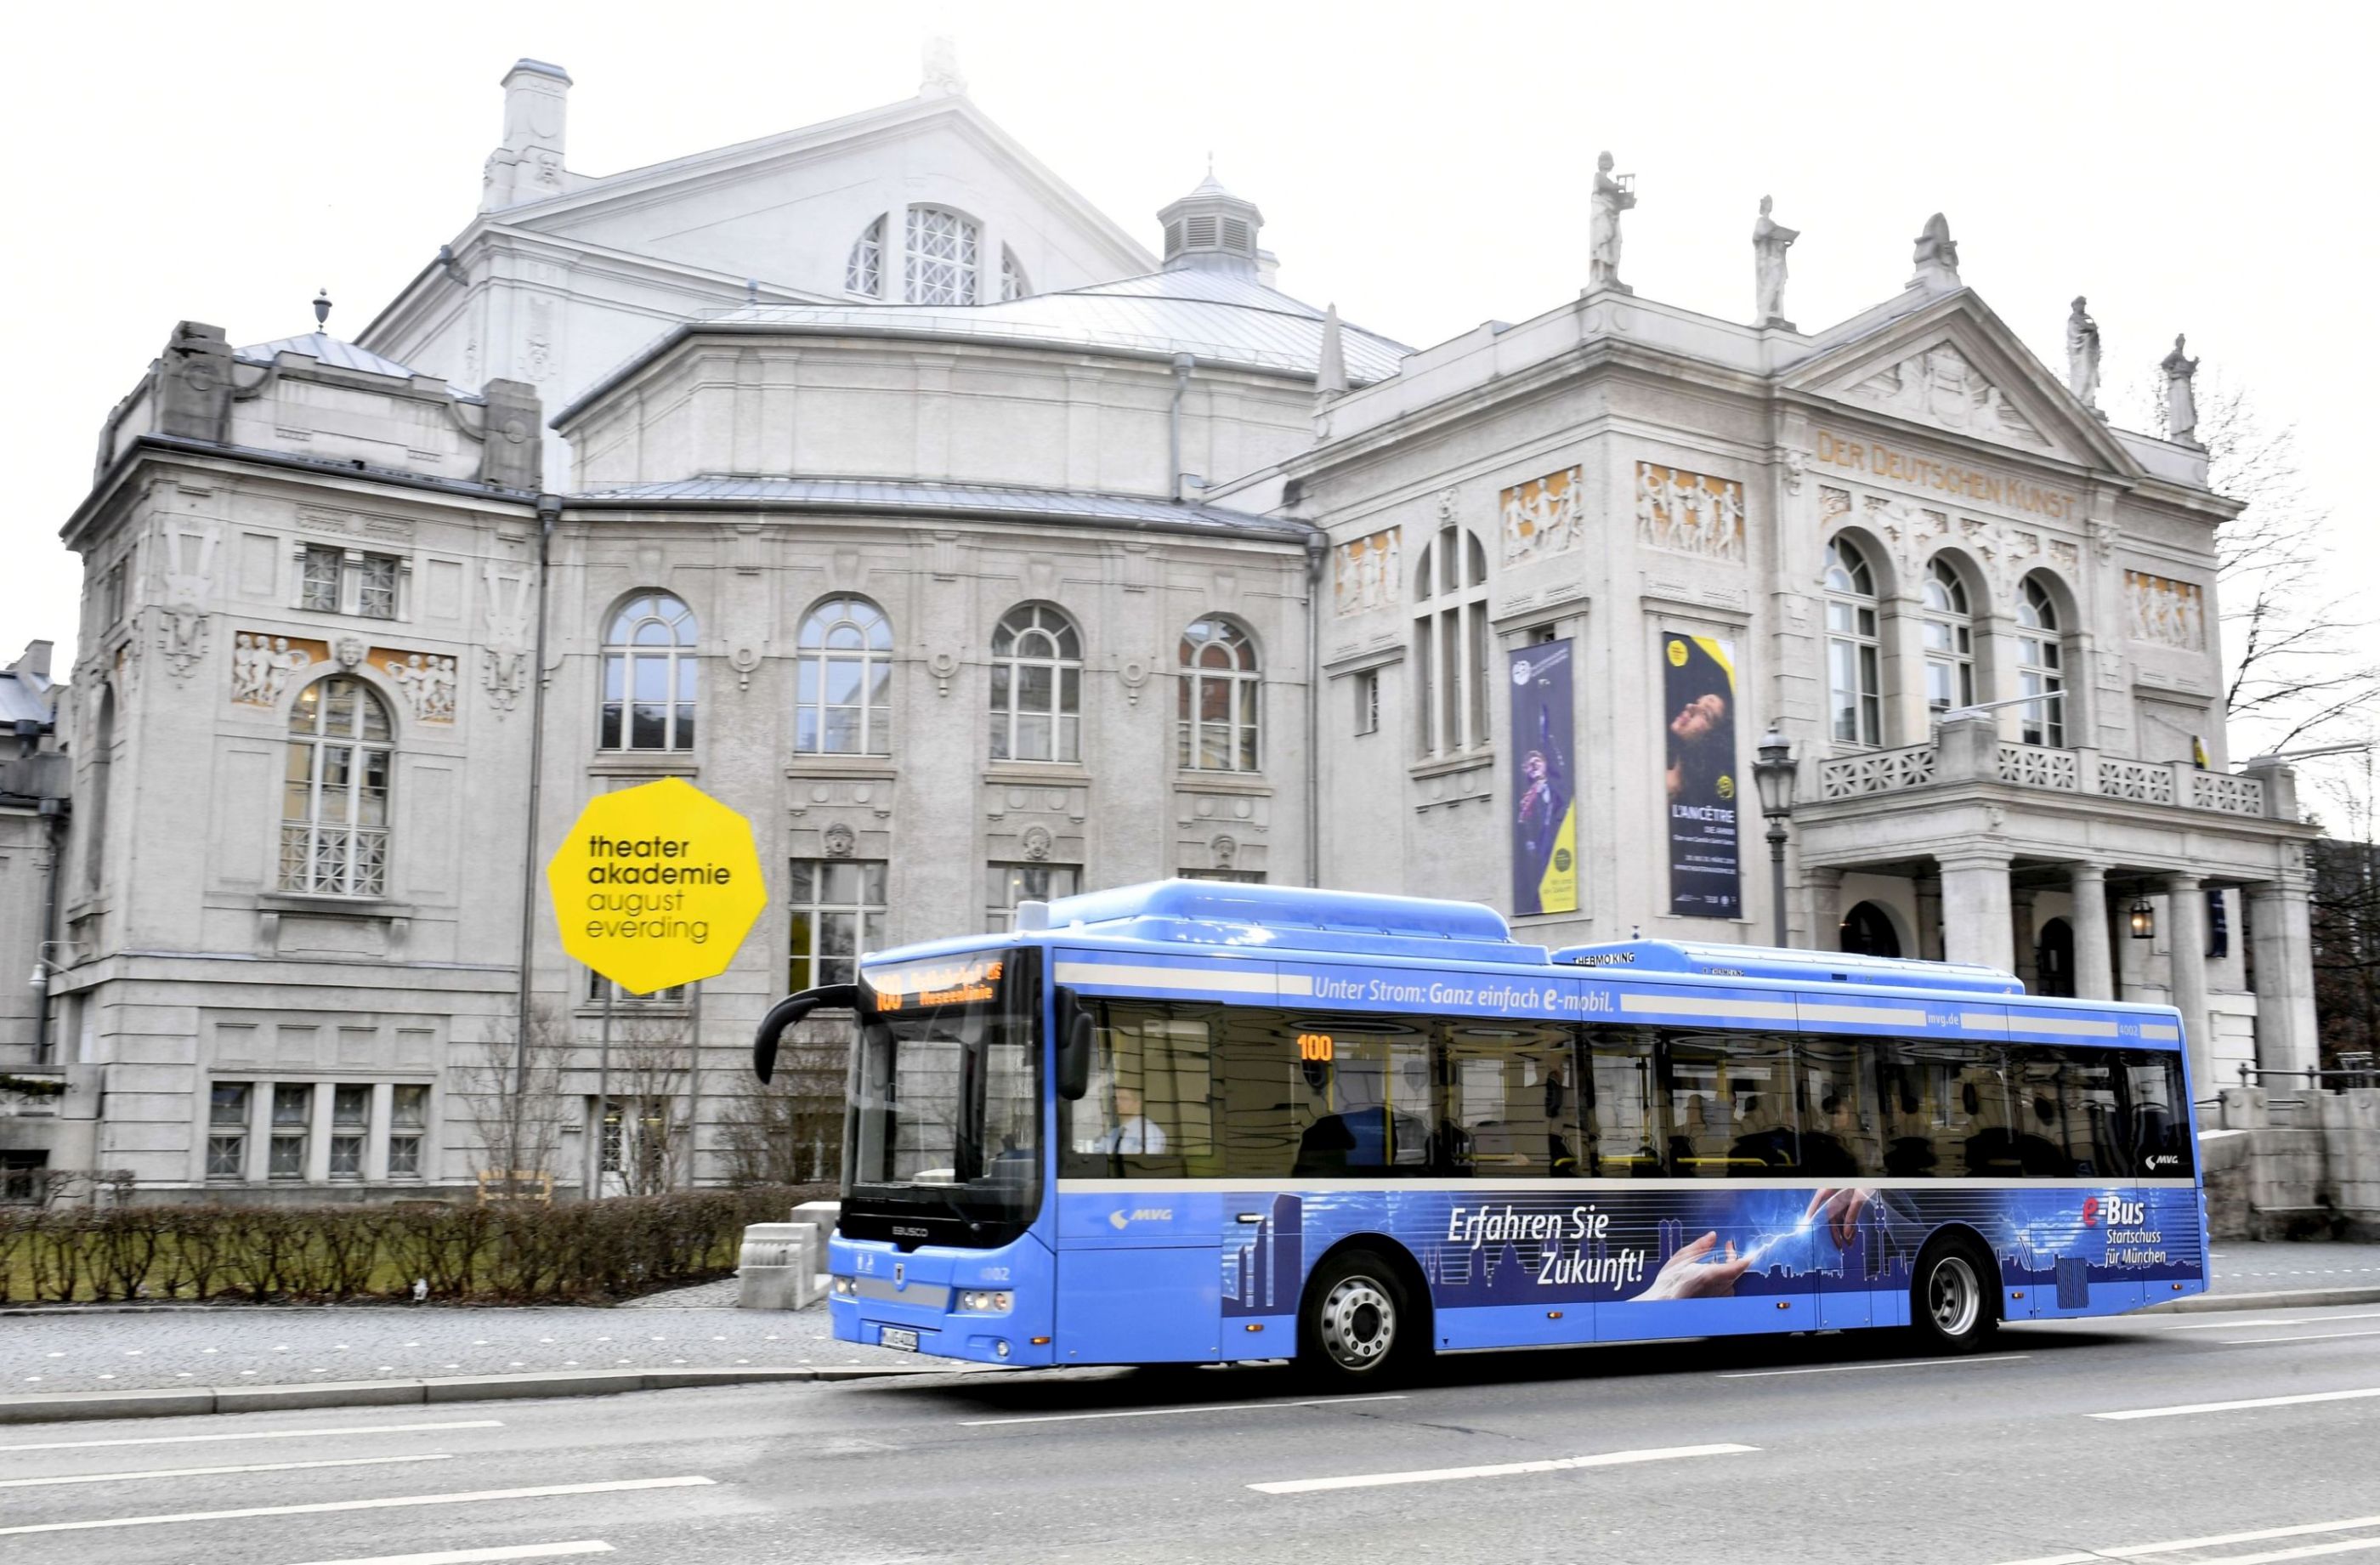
[1507,639,1578,916]
[1662,632,1742,918]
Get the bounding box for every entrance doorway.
[1840,901,1901,958]
[2036,916,2075,997]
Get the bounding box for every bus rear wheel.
[1909,1237,1999,1354]
[1298,1250,1419,1387]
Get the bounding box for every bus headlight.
[830,1275,858,1298]
[956,1290,1013,1313]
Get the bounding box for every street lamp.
[2128,899,2156,940]
[1753,726,1799,948]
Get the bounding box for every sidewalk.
[8,1242,2379,1399]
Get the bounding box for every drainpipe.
[1304,531,1325,888]
[512,495,560,1120]
[33,799,65,1065]
[1168,354,1194,502]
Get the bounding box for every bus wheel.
[1299,1250,1413,1387]
[1910,1237,1999,1353]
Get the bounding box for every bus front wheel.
[1298,1250,1419,1387]
[1909,1237,1999,1353]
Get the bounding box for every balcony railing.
[1816,737,2271,819]
[278,824,389,899]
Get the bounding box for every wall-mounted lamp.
[2128,899,2156,940]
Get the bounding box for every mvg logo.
[1107,1207,1174,1229]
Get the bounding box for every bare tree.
[610,1015,693,1196]
[720,1035,845,1187]
[457,1002,575,1197]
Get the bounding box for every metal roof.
[0,672,54,729]
[235,333,481,400]
[568,475,1312,540]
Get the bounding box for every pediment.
[1786,292,2142,478]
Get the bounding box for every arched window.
[1000,247,1028,302]
[989,604,1080,763]
[1824,536,1883,748]
[905,207,978,306]
[280,675,392,899]
[845,216,883,298]
[1920,558,1975,717]
[796,596,893,756]
[1840,901,1901,959]
[2016,576,2066,747]
[601,593,698,751]
[1413,523,1489,757]
[1178,618,1260,771]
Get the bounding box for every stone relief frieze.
[230,632,324,707]
[2126,570,2207,650]
[1848,344,2049,448]
[374,650,460,723]
[1635,462,1745,563]
[1499,466,1584,564]
[1332,526,1401,616]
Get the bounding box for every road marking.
[2162,1318,2308,1330]
[0,1454,452,1489]
[1992,1511,2380,1563]
[283,1545,615,1565]
[1249,1443,1757,1494]
[2224,1330,2380,1347]
[962,1394,1405,1427]
[0,1475,716,1536]
[0,1420,503,1454]
[1718,1353,2028,1379]
[2089,1387,2380,1420]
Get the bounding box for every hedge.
[0,1184,830,1305]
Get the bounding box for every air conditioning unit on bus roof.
[1552,940,2022,995]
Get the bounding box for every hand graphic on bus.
[1805,1188,1873,1248]
[1634,1230,1751,1300]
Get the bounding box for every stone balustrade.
[1815,722,2276,819]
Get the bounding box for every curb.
[0,1363,988,1426]
[2143,1285,2380,1315]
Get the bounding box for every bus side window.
[1442,1022,1583,1177]
[1584,1028,1662,1178]
[1874,1036,2008,1177]
[2121,1049,2193,1177]
[1057,1001,1211,1178]
[1794,1037,1883,1177]
[2007,1046,2125,1177]
[1665,1031,1796,1177]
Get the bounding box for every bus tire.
[1909,1235,1999,1354]
[1297,1249,1417,1388]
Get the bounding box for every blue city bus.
[751,881,2205,1384]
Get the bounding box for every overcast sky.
[5,1,2372,794]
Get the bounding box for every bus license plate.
[880,1326,919,1352]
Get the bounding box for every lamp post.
[1753,726,1799,948]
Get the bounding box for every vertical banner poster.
[1508,638,1578,916]
[1661,632,1742,918]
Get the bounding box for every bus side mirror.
[753,984,860,1084]
[1057,995,1094,1101]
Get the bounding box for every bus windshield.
[845,948,1040,1245]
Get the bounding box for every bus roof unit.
[1551,939,2023,995]
[1035,879,1533,965]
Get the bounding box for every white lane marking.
[1718,1353,2028,1379]
[962,1394,1405,1427]
[283,1545,615,1565]
[0,1475,715,1537]
[1992,1511,2380,1563]
[0,1420,502,1454]
[2224,1330,2380,1347]
[1250,1442,1757,1494]
[2162,1318,2308,1330]
[0,1454,452,1489]
[2090,1386,2380,1420]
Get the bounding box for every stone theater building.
[0,50,2320,1199]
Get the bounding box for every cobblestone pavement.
[7,1243,2378,1394]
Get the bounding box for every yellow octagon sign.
[546,777,767,995]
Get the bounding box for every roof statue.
[1752,196,1799,329]
[1589,151,1636,295]
[1316,303,1348,400]
[2066,296,2105,418]
[1910,213,1960,292]
[921,36,966,97]
[2162,332,2202,446]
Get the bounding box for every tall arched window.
[905,207,978,306]
[601,593,698,751]
[1921,557,1975,717]
[281,675,392,898]
[1413,523,1489,757]
[989,604,1080,763]
[1178,618,1260,771]
[796,596,893,756]
[1000,247,1028,302]
[1824,536,1883,748]
[845,216,883,298]
[2016,576,2066,747]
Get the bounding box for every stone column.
[2247,879,2320,1080]
[2069,861,2114,1001]
[1937,850,2016,971]
[2011,887,2039,989]
[2164,872,2213,1095]
[1805,866,1844,951]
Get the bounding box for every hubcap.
[1318,1273,1397,1371]
[1929,1255,1980,1337]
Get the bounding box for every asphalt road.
[4,1301,2379,1564]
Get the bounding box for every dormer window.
[846,216,883,298]
[905,207,978,306]
[1000,247,1028,302]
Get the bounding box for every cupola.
[1159,169,1264,275]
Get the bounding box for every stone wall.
[2205,1087,2380,1240]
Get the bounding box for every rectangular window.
[2120,1050,2193,1177]
[300,547,403,618]
[329,1083,370,1177]
[1875,1036,2006,1177]
[301,546,343,612]
[1795,1038,1883,1177]
[207,1081,251,1180]
[1182,868,1265,883]
[1442,1021,1584,1177]
[269,1082,312,1179]
[103,556,129,626]
[586,970,686,1005]
[388,1084,428,1178]
[354,554,400,620]
[1586,1029,1663,1177]
[788,859,888,990]
[1353,670,1380,736]
[986,863,1079,933]
[1665,1032,1797,1177]
[2006,1046,2123,1177]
